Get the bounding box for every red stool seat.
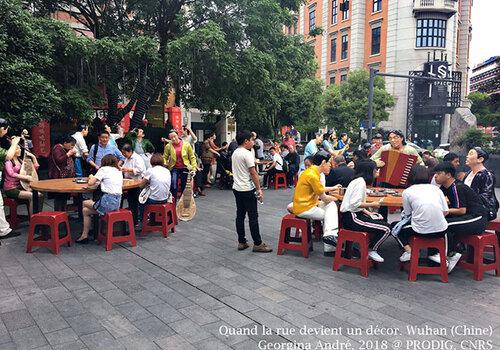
[458,232,500,281]
[26,212,72,255]
[277,214,312,258]
[273,173,287,190]
[97,209,136,251]
[333,229,375,278]
[486,219,500,232]
[3,197,29,230]
[400,235,448,282]
[141,203,176,238]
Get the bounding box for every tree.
[322,69,395,133]
[468,92,500,128]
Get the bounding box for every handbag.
[138,186,151,204]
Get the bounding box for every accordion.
[378,150,417,187]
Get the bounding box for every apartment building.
[470,56,500,96]
[291,0,473,146]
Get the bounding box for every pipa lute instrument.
[378,149,417,187]
[20,130,38,191]
[176,172,196,221]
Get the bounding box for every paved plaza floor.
[0,188,499,350]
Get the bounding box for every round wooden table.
[332,187,404,207]
[30,178,143,215]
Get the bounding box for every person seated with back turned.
[77,155,123,244]
[395,166,449,263]
[433,162,489,272]
[326,155,355,188]
[292,150,340,255]
[340,160,391,263]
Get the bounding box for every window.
[371,27,381,55]
[340,73,348,82]
[293,17,298,34]
[332,0,338,24]
[330,37,337,62]
[341,34,348,60]
[340,0,349,20]
[416,18,447,48]
[373,0,382,12]
[329,72,336,85]
[309,6,316,31]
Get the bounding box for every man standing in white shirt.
[232,130,272,253]
[72,124,89,177]
[121,143,146,225]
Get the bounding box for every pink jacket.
[3,161,21,191]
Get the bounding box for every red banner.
[167,107,182,133]
[31,120,51,158]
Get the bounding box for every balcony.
[413,0,458,16]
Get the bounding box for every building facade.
[291,0,473,146]
[470,56,500,96]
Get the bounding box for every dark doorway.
[413,115,442,148]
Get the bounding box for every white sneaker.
[447,253,462,273]
[399,251,411,262]
[368,250,384,263]
[428,253,441,264]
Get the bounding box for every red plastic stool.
[277,214,312,258]
[333,229,375,278]
[141,203,176,238]
[487,219,500,232]
[400,236,448,282]
[273,173,287,190]
[457,232,500,281]
[97,209,136,251]
[26,212,72,255]
[3,197,29,230]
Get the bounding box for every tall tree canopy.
[468,92,500,128]
[28,0,321,134]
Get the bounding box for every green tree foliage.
[30,0,319,133]
[468,92,500,128]
[322,69,395,133]
[458,127,491,151]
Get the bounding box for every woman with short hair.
[49,136,77,211]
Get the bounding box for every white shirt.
[340,177,366,213]
[402,184,448,234]
[255,139,264,159]
[72,132,88,158]
[464,172,475,187]
[123,152,146,180]
[273,153,283,171]
[143,166,171,201]
[232,147,256,192]
[94,167,123,195]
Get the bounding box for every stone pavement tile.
[167,318,212,344]
[43,286,73,303]
[232,339,260,350]
[66,313,104,336]
[1,309,35,331]
[178,305,219,326]
[164,281,200,298]
[377,305,427,326]
[82,296,122,320]
[33,277,63,291]
[248,298,290,317]
[10,325,48,350]
[100,315,139,338]
[211,307,254,328]
[85,278,117,293]
[146,303,185,324]
[44,327,79,346]
[115,302,152,322]
[101,289,133,306]
[202,321,250,346]
[52,340,87,350]
[116,332,162,350]
[277,298,323,319]
[112,280,146,295]
[220,295,259,314]
[53,298,86,318]
[33,311,69,333]
[188,293,226,311]
[196,283,232,299]
[193,337,232,350]
[154,334,195,350]
[80,330,125,350]
[0,342,16,350]
[0,318,11,345]
[0,294,26,313]
[132,316,176,340]
[255,286,289,303]
[158,290,193,309]
[129,290,164,308]
[175,272,209,287]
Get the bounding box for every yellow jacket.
[163,141,197,170]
